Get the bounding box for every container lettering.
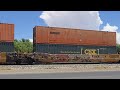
[84,49,97,55]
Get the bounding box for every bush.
[14,39,33,53]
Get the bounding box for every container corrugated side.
[33,43,117,54]
[0,42,14,52]
[0,23,14,42]
[34,26,116,46]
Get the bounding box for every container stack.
[33,26,116,54]
[0,23,14,52]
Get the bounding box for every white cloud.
[29,39,33,43]
[40,11,103,30]
[101,23,118,32]
[101,23,120,44]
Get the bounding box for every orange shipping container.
[0,23,14,42]
[33,26,116,46]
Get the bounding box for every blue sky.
[0,11,120,41]
[0,11,47,40]
[99,11,120,30]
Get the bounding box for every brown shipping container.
[0,23,14,42]
[11,24,14,41]
[107,32,116,46]
[33,26,116,46]
[0,26,2,41]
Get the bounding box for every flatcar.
[0,52,120,65]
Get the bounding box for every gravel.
[0,64,120,74]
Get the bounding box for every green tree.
[116,44,120,53]
[14,39,33,53]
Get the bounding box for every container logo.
[50,32,60,35]
[84,49,97,55]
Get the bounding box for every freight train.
[0,23,120,64]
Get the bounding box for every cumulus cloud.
[101,23,120,44]
[40,11,103,30]
[29,39,33,43]
[101,23,118,32]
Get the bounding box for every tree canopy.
[116,44,120,53]
[14,39,33,53]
